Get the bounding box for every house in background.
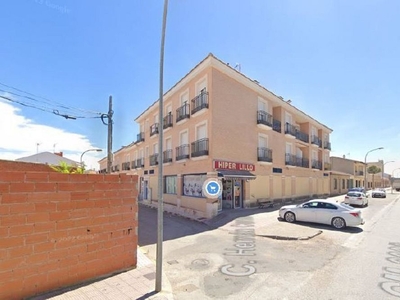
[16,151,79,167]
[100,53,333,219]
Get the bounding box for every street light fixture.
[80,148,103,169]
[364,147,384,191]
[382,160,395,188]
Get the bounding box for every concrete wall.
[0,171,138,300]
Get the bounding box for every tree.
[367,165,381,189]
[50,161,84,174]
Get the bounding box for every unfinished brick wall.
[0,171,138,300]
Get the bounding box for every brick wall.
[0,171,138,300]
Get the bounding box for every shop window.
[182,174,206,197]
[164,176,177,194]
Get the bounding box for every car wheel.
[365,201,368,207]
[284,212,296,223]
[332,217,346,229]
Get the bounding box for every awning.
[217,169,256,180]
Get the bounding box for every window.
[182,174,207,197]
[342,179,345,189]
[164,176,177,194]
[334,178,337,189]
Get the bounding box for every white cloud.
[0,98,103,170]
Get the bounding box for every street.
[139,191,400,300]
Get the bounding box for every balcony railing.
[135,158,144,168]
[150,123,159,137]
[296,157,309,168]
[324,140,331,150]
[284,122,297,137]
[163,113,173,129]
[122,162,130,171]
[191,138,209,157]
[149,154,159,166]
[176,103,190,123]
[136,132,145,143]
[355,170,364,176]
[257,147,273,162]
[131,160,136,169]
[176,144,190,161]
[191,91,209,115]
[311,159,322,170]
[257,110,273,127]
[296,130,309,143]
[163,149,173,163]
[285,153,297,166]
[311,135,322,147]
[273,119,281,133]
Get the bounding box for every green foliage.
[367,165,381,174]
[51,161,84,174]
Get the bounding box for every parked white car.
[371,188,386,198]
[279,199,364,229]
[344,191,368,207]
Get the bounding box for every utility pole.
[156,0,168,293]
[107,96,113,173]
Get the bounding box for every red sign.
[213,160,255,171]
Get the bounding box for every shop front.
[213,160,256,210]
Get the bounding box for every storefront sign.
[213,160,255,172]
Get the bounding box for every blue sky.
[1,0,399,173]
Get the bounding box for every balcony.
[296,130,309,144]
[149,154,159,166]
[257,147,273,163]
[176,103,190,123]
[191,138,209,157]
[135,158,144,168]
[284,123,297,138]
[163,149,173,163]
[191,91,209,115]
[324,162,331,170]
[150,123,159,137]
[136,132,145,143]
[257,110,273,129]
[324,140,332,150]
[122,162,130,171]
[311,159,322,170]
[273,119,281,133]
[355,170,364,176]
[163,113,173,129]
[296,157,309,168]
[176,144,190,161]
[311,135,322,147]
[285,153,297,166]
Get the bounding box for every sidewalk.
[31,247,174,300]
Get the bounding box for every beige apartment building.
[99,53,333,219]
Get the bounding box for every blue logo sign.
[202,179,222,199]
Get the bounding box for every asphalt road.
[138,191,400,300]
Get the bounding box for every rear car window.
[347,192,361,197]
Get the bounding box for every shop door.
[234,180,242,209]
[222,179,233,209]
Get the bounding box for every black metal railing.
[149,154,159,166]
[122,162,130,171]
[135,158,144,168]
[163,149,173,163]
[191,138,209,157]
[311,159,322,170]
[311,135,322,147]
[296,130,309,143]
[150,123,159,137]
[136,132,145,143]
[285,153,297,166]
[176,103,190,122]
[257,110,273,127]
[273,119,281,133]
[257,147,273,162]
[296,157,309,168]
[163,113,173,129]
[191,91,209,115]
[324,140,331,150]
[176,144,190,161]
[355,170,364,176]
[284,122,297,136]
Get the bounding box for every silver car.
[279,199,365,229]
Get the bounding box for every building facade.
[99,54,333,219]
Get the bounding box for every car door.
[316,202,339,225]
[295,201,319,222]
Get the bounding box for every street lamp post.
[364,147,384,191]
[80,148,102,169]
[382,160,395,188]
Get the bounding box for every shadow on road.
[277,218,364,234]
